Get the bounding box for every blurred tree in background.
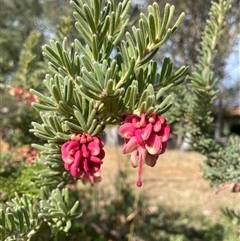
[0,0,78,146]
[0,0,78,84]
[0,0,43,83]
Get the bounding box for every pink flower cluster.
[216,182,240,194]
[60,112,170,187]
[61,133,105,184]
[118,112,170,187]
[9,86,38,105]
[26,148,37,164]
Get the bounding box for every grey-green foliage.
[29,0,188,187]
[38,0,188,122]
[36,0,188,121]
[0,188,81,241]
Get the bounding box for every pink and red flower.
[118,112,170,187]
[9,86,38,105]
[61,133,105,184]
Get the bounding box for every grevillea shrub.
[26,0,188,191]
[1,0,239,240]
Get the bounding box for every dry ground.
[97,145,240,221]
[1,139,239,221]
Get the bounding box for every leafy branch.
[0,188,81,241]
[188,0,230,142]
[181,0,240,188]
